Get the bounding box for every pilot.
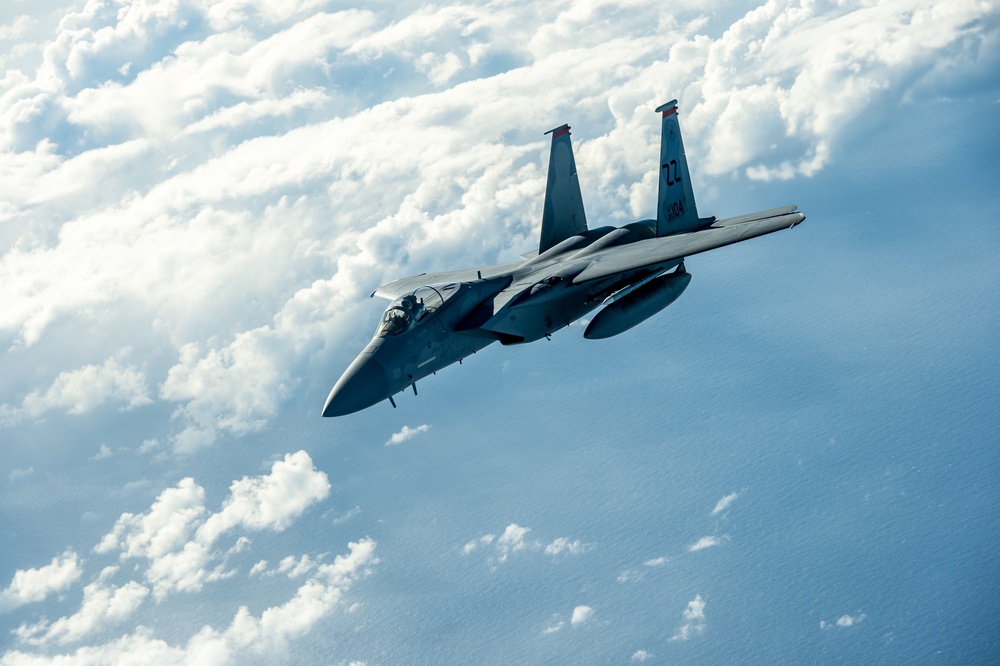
[399,294,419,312]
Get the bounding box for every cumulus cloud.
[618,554,671,583]
[669,594,706,642]
[137,438,160,454]
[0,350,152,425]
[384,424,430,446]
[688,535,728,552]
[711,492,739,516]
[1,551,82,612]
[8,466,34,481]
[836,613,865,628]
[17,579,150,645]
[570,605,593,626]
[5,450,374,659]
[617,569,643,584]
[276,554,318,579]
[461,534,495,555]
[821,612,867,629]
[462,524,587,565]
[543,537,587,557]
[4,539,376,663]
[495,523,531,562]
[542,620,564,635]
[0,15,32,40]
[631,650,654,662]
[95,451,330,599]
[331,505,362,526]
[541,604,594,635]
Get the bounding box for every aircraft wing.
[371,260,523,299]
[573,206,804,284]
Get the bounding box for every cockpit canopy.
[376,283,461,337]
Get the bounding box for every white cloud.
[617,569,643,583]
[617,555,670,582]
[542,620,564,635]
[461,534,495,555]
[669,594,706,642]
[5,449,372,661]
[187,538,376,657]
[331,506,362,526]
[543,537,587,557]
[570,605,593,626]
[227,537,250,555]
[8,466,34,481]
[95,476,207,561]
[711,492,739,516]
[541,603,594,635]
[821,612,867,629]
[836,613,865,628]
[495,523,531,562]
[137,438,160,454]
[1,551,82,611]
[1,350,152,424]
[4,539,377,664]
[96,451,330,599]
[688,536,727,552]
[384,424,430,447]
[199,450,332,539]
[463,524,586,565]
[184,88,330,135]
[695,0,996,181]
[93,444,113,460]
[17,580,150,645]
[276,554,317,579]
[631,650,654,662]
[0,16,33,42]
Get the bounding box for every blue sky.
[1,0,998,663]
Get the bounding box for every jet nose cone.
[322,355,390,417]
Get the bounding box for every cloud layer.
[2,0,994,452]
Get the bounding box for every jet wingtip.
[654,99,679,115]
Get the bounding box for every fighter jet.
[323,100,805,416]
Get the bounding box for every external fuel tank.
[583,269,692,340]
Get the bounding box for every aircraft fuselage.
[322,222,677,417]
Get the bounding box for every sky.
[1,0,999,663]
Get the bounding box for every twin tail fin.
[538,102,711,252]
[538,125,589,253]
[655,100,711,236]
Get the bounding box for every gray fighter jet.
[323,100,805,416]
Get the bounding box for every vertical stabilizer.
[539,125,588,253]
[655,101,704,236]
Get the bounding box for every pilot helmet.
[399,294,419,312]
